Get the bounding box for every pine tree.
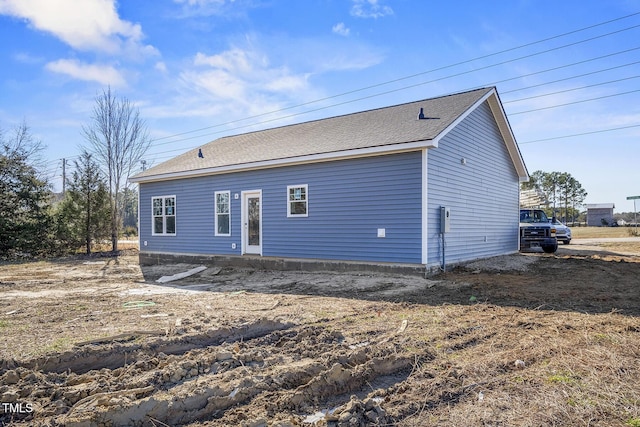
[521,170,587,222]
[0,122,54,258]
[56,151,111,254]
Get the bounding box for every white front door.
[242,190,262,255]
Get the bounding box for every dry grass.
[570,226,638,239]
[79,240,139,253]
[599,242,640,253]
[390,305,640,426]
[2,251,640,426]
[350,247,640,426]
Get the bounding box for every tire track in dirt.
[4,251,640,426]
[1,317,419,426]
[19,318,291,374]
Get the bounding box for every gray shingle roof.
[131,87,498,182]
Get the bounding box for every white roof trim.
[431,88,528,182]
[586,203,615,209]
[130,87,529,184]
[485,90,529,182]
[130,139,436,183]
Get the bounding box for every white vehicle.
[550,218,571,244]
[520,209,558,253]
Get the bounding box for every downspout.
[441,231,446,272]
[421,149,429,277]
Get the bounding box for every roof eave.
[425,88,528,182]
[485,89,529,182]
[129,139,437,184]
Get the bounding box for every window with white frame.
[215,191,231,236]
[152,196,176,235]
[287,184,308,217]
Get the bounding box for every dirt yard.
[1,239,639,426]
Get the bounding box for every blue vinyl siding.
[427,101,520,266]
[139,151,423,263]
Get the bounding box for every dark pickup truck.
[520,209,558,253]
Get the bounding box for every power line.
[509,88,640,115]
[42,153,80,173]
[520,124,640,144]
[144,83,640,161]
[43,11,640,169]
[146,13,640,147]
[147,36,640,149]
[145,120,640,165]
[504,75,640,104]
[124,64,640,163]
[500,58,640,95]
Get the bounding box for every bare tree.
[82,87,150,252]
[2,120,47,170]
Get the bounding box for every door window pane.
[248,197,260,245]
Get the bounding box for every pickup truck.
[520,209,558,253]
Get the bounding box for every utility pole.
[62,158,66,195]
[141,159,147,171]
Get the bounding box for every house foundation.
[139,251,428,276]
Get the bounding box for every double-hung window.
[215,191,231,236]
[152,196,176,235]
[287,184,308,217]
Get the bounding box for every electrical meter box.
[440,206,451,233]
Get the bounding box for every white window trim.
[214,190,231,236]
[287,184,308,218]
[152,195,177,236]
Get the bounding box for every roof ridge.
[131,86,503,182]
[216,86,495,141]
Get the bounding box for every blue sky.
[0,0,639,213]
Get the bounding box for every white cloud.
[0,0,157,57]
[185,47,309,100]
[264,75,309,92]
[316,51,381,72]
[174,45,316,122]
[45,59,126,87]
[173,0,225,6]
[154,32,382,125]
[183,68,246,100]
[155,61,168,73]
[171,35,384,122]
[332,22,350,37]
[172,0,238,17]
[262,33,384,74]
[350,0,393,19]
[193,49,254,74]
[13,52,43,64]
